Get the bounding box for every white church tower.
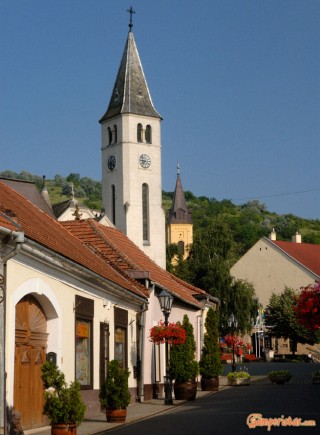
[100,10,166,268]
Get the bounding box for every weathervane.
[127,6,135,31]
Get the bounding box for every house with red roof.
[0,180,217,430]
[231,229,320,356]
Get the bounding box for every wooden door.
[14,295,48,429]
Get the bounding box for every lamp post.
[227,313,238,372]
[158,289,174,405]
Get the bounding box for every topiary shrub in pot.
[41,361,86,435]
[170,315,199,401]
[199,308,223,391]
[99,360,131,422]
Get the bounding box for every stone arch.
[7,279,62,409]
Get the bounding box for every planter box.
[227,377,250,386]
[268,374,292,385]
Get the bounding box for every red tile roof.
[0,182,147,299]
[62,219,208,308]
[272,240,320,277]
[0,211,22,232]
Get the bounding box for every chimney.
[269,228,276,241]
[292,231,302,243]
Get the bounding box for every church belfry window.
[111,185,116,225]
[137,123,143,143]
[145,125,152,144]
[113,125,118,143]
[107,127,112,145]
[142,183,149,243]
[178,240,185,256]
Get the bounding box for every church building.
[99,15,166,269]
[167,164,193,260]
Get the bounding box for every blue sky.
[1,0,319,219]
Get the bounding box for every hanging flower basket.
[149,321,186,345]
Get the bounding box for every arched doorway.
[14,295,48,429]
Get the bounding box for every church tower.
[100,12,166,268]
[167,164,193,260]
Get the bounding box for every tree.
[225,279,259,335]
[181,220,257,333]
[264,287,319,354]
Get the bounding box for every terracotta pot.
[51,423,77,435]
[201,377,219,391]
[106,408,127,422]
[174,380,197,401]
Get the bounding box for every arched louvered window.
[114,125,118,144]
[137,123,143,143]
[111,185,116,225]
[142,183,149,243]
[145,125,152,144]
[107,127,112,145]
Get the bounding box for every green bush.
[199,308,222,378]
[170,315,199,382]
[99,360,131,409]
[41,362,86,425]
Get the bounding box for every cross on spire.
[127,6,135,31]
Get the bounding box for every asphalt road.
[106,363,320,435]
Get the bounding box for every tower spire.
[127,6,135,32]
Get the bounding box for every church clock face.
[139,154,151,168]
[107,155,116,171]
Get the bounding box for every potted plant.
[312,370,320,384]
[99,360,131,422]
[170,315,199,401]
[268,370,292,385]
[41,361,86,435]
[199,308,223,391]
[227,369,250,386]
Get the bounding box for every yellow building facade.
[166,167,193,260]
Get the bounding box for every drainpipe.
[138,302,148,402]
[0,228,25,435]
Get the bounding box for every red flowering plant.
[149,320,186,345]
[223,335,252,354]
[224,334,244,348]
[295,282,320,332]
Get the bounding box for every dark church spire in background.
[167,163,192,224]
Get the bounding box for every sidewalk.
[24,376,265,435]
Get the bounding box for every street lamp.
[158,289,174,405]
[227,313,238,372]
